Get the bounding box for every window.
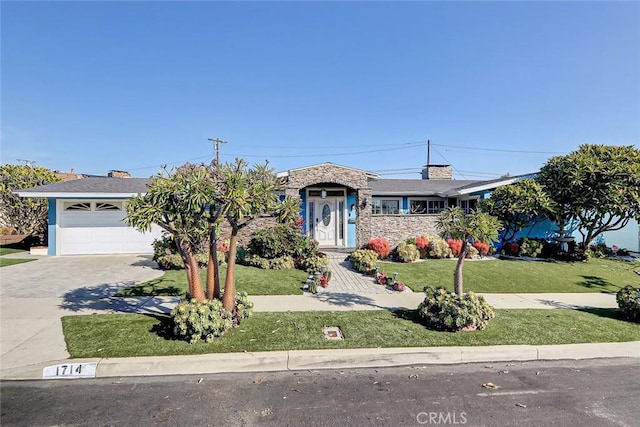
[409,200,427,214]
[409,198,445,214]
[64,202,91,211]
[459,199,478,213]
[95,202,122,211]
[371,198,401,215]
[427,200,446,214]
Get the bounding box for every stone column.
[356,188,372,247]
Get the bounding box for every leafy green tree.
[218,159,298,311]
[126,164,213,302]
[436,207,501,296]
[537,144,640,248]
[480,179,555,243]
[0,164,61,238]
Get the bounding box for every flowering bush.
[376,272,388,285]
[416,236,430,258]
[473,240,490,256]
[396,241,420,263]
[428,236,453,258]
[503,242,520,256]
[368,238,391,259]
[349,249,378,274]
[447,239,463,257]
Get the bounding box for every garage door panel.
[60,227,158,255]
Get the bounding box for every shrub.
[244,224,322,272]
[428,237,453,259]
[503,242,520,256]
[466,246,479,258]
[368,238,391,259]
[171,292,253,343]
[416,236,430,258]
[152,235,208,270]
[447,239,463,256]
[417,286,495,331]
[349,249,378,274]
[616,285,640,322]
[472,240,490,256]
[242,255,295,270]
[297,253,329,273]
[396,241,420,263]
[519,238,544,258]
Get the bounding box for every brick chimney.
[421,165,453,180]
[108,170,131,178]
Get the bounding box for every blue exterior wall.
[47,198,57,255]
[347,193,356,247]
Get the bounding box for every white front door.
[310,198,337,246]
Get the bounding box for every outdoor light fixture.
[321,189,327,199]
[361,198,368,208]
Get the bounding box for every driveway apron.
[0,254,163,373]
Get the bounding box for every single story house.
[16,162,528,256]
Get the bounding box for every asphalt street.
[2,358,639,427]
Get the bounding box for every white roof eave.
[15,191,145,198]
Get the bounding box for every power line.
[222,143,424,159]
[432,143,567,155]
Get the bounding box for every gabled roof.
[277,162,379,179]
[16,178,151,198]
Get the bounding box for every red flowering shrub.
[473,240,490,256]
[368,238,391,259]
[504,242,520,256]
[416,236,430,258]
[447,239,463,256]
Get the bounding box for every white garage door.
[59,201,162,255]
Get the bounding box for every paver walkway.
[314,251,405,295]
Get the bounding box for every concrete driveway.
[0,254,164,374]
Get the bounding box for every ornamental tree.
[479,179,556,243]
[0,164,61,239]
[125,164,213,302]
[536,144,640,249]
[218,159,298,311]
[436,207,501,296]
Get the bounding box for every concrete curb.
[2,341,639,381]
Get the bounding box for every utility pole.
[207,138,227,168]
[16,159,36,167]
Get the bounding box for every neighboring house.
[18,162,638,255]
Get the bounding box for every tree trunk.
[185,244,206,302]
[206,228,221,300]
[222,227,238,311]
[453,241,467,296]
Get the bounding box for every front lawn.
[0,248,25,256]
[380,258,638,293]
[117,264,309,297]
[62,308,640,358]
[0,257,34,268]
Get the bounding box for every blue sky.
[2,1,638,180]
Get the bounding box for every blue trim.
[347,193,356,247]
[299,191,307,234]
[48,199,56,256]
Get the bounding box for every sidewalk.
[0,252,637,380]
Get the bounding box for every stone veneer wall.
[218,216,279,248]
[284,164,373,248]
[369,215,440,247]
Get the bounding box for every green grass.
[117,264,309,297]
[0,257,34,267]
[62,308,640,358]
[380,258,639,293]
[0,247,25,256]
